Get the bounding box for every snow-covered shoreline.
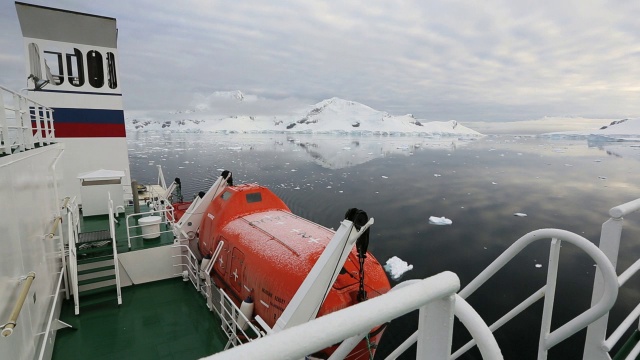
[127,96,483,137]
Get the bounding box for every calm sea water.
[128,132,640,359]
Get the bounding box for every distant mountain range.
[543,117,640,140]
[127,93,482,136]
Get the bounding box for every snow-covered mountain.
[542,118,640,140]
[127,95,482,136]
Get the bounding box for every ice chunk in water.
[384,256,413,280]
[429,216,452,225]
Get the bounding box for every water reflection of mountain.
[587,138,640,160]
[279,135,477,169]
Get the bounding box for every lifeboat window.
[43,51,64,85]
[66,49,84,87]
[221,191,232,200]
[246,192,262,203]
[87,50,104,88]
[106,52,117,89]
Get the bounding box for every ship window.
[87,50,104,88]
[246,192,262,203]
[106,52,118,89]
[43,51,64,85]
[66,49,84,87]
[221,191,232,200]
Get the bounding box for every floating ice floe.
[514,213,528,217]
[434,174,441,177]
[384,256,413,280]
[535,264,542,268]
[381,175,388,179]
[227,146,242,151]
[429,216,452,225]
[491,182,498,185]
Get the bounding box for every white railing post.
[583,217,623,360]
[12,93,24,152]
[68,210,79,315]
[538,238,562,360]
[0,94,9,154]
[32,102,42,146]
[45,108,54,142]
[417,294,456,359]
[108,195,123,305]
[19,95,33,150]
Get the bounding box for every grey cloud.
[2,0,640,121]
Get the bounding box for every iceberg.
[384,256,414,280]
[429,216,452,225]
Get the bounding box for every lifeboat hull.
[197,183,391,358]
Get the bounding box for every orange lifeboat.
[197,183,391,359]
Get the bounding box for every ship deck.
[80,202,175,253]
[52,277,227,360]
[51,201,229,359]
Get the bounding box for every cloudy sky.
[1,0,639,122]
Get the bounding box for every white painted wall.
[57,138,132,206]
[0,144,65,360]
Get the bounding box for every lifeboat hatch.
[230,247,245,292]
[215,238,229,276]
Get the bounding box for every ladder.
[68,194,123,315]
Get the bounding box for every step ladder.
[67,194,123,315]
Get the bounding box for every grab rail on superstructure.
[0,85,55,155]
[0,272,36,337]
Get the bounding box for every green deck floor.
[79,204,175,253]
[52,278,227,360]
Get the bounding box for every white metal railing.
[171,244,201,290]
[67,206,80,315]
[381,229,618,360]
[0,84,55,155]
[583,198,640,360]
[36,268,71,360]
[125,205,175,249]
[108,194,123,305]
[172,242,266,349]
[204,272,502,360]
[215,288,265,350]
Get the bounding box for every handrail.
[609,198,640,218]
[108,194,123,305]
[126,205,175,249]
[47,216,63,239]
[1,85,55,155]
[1,272,36,337]
[171,244,200,290]
[204,272,486,360]
[456,229,618,356]
[67,209,80,315]
[36,269,66,360]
